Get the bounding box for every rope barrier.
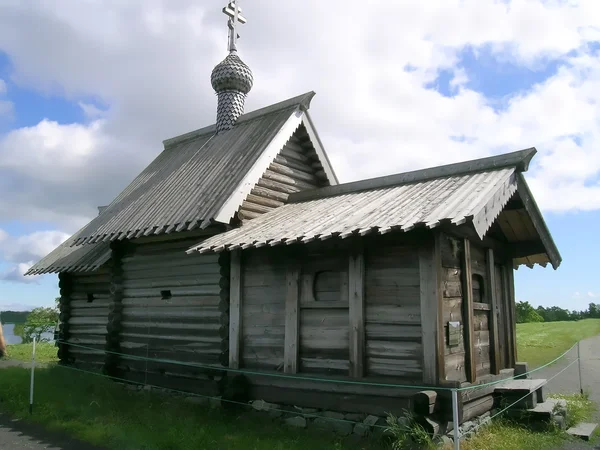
[6,322,581,393]
[461,357,581,439]
[48,363,399,432]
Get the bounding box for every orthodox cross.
[222,1,247,52]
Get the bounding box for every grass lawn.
[0,365,385,450]
[2,342,59,364]
[516,318,600,368]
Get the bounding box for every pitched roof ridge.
[162,91,316,149]
[289,147,537,203]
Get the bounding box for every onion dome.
[211,51,253,95]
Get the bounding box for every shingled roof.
[188,148,561,270]
[26,91,337,275]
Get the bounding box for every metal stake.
[577,340,583,395]
[29,336,36,415]
[452,388,460,449]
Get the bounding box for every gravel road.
[534,334,600,449]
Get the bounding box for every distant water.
[2,323,54,345]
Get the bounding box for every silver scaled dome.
[211,52,254,94]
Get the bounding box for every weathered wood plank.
[229,249,242,369]
[435,233,446,384]
[486,249,501,374]
[349,244,365,377]
[505,262,517,365]
[284,262,300,373]
[419,240,438,385]
[462,239,476,383]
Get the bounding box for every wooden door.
[298,252,349,376]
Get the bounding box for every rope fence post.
[577,340,583,395]
[452,388,460,450]
[29,336,36,415]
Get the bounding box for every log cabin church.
[27,1,561,426]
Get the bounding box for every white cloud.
[0,78,13,118]
[0,0,597,235]
[0,228,70,283]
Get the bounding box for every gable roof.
[25,91,338,275]
[188,148,561,270]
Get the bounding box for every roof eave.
[515,173,562,270]
[290,147,538,203]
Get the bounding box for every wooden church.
[27,1,561,424]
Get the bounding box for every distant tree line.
[1,298,60,343]
[516,301,600,323]
[0,311,29,324]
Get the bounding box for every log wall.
[298,250,349,376]
[364,240,423,381]
[116,237,223,393]
[440,233,467,383]
[58,267,112,370]
[470,244,492,379]
[240,248,287,371]
[238,126,329,221]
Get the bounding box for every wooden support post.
[284,262,300,373]
[349,242,365,378]
[505,262,518,365]
[419,237,439,385]
[486,249,501,375]
[462,238,476,383]
[229,249,242,369]
[435,233,446,383]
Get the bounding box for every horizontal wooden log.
[241,200,274,215]
[256,177,300,196]
[239,209,261,220]
[68,316,109,326]
[413,390,438,415]
[69,307,110,318]
[123,264,220,280]
[244,193,285,209]
[299,357,349,374]
[366,305,421,324]
[268,161,320,184]
[121,295,220,308]
[122,285,220,298]
[120,306,219,319]
[273,154,316,175]
[122,274,220,290]
[366,340,422,359]
[250,185,289,203]
[262,169,318,190]
[460,369,515,402]
[366,324,421,342]
[279,142,312,164]
[366,358,422,377]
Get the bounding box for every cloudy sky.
[0,0,599,312]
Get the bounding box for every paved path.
[0,359,104,449]
[0,414,106,450]
[534,334,600,449]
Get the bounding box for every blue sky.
[0,1,599,313]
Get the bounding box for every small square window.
[161,290,172,300]
[87,293,95,303]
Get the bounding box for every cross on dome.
[222,1,247,53]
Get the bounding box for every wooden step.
[505,398,567,420]
[494,379,547,410]
[566,423,598,441]
[494,379,547,395]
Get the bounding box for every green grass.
[0,365,385,450]
[458,393,597,450]
[516,318,600,368]
[2,342,59,364]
